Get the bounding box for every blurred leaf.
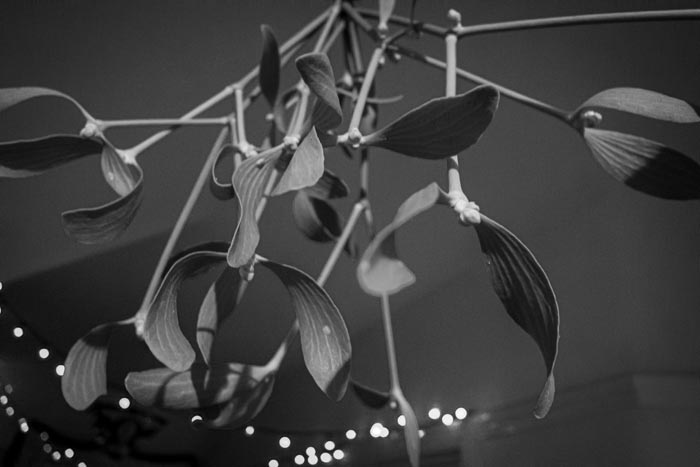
[0,86,90,118]
[293,191,355,256]
[363,85,499,159]
[583,128,700,200]
[307,169,349,199]
[474,215,559,419]
[144,247,229,372]
[197,266,243,365]
[351,380,390,409]
[228,147,282,267]
[272,127,324,196]
[259,259,351,401]
[336,87,403,105]
[580,88,700,123]
[358,183,446,296]
[0,135,102,178]
[296,53,342,129]
[259,25,281,109]
[394,390,420,467]
[209,145,237,200]
[61,163,143,244]
[202,372,276,429]
[61,322,124,410]
[378,0,396,31]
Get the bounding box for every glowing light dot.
[308,456,318,465]
[320,452,332,463]
[52,451,61,461]
[442,413,454,426]
[324,440,335,451]
[0,281,3,290]
[294,454,305,465]
[5,407,14,417]
[0,306,3,316]
[13,327,23,338]
[428,407,441,420]
[419,429,425,438]
[55,365,65,376]
[345,429,356,440]
[370,422,383,438]
[39,348,50,359]
[455,407,468,420]
[380,426,389,438]
[0,395,7,405]
[279,436,291,448]
[40,432,49,441]
[268,460,279,467]
[64,448,74,458]
[191,415,203,424]
[333,449,345,460]
[19,418,29,433]
[78,462,87,467]
[245,425,255,436]
[305,447,316,456]
[397,415,406,426]
[43,443,52,453]
[118,398,131,409]
[4,385,12,394]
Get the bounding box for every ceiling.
[1,0,700,466]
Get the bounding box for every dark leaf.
[394,390,421,467]
[197,266,243,365]
[363,85,499,159]
[378,0,396,32]
[307,169,349,199]
[0,135,102,178]
[259,25,281,109]
[474,215,559,418]
[583,128,700,200]
[144,248,229,372]
[259,259,351,401]
[61,163,143,244]
[580,88,700,123]
[292,191,355,257]
[228,147,282,267]
[351,380,390,409]
[0,86,89,118]
[202,372,276,429]
[272,127,324,196]
[62,322,124,410]
[358,183,446,296]
[295,53,342,129]
[209,145,237,200]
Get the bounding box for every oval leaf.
[259,25,281,109]
[583,128,700,200]
[259,259,351,401]
[62,322,124,410]
[61,163,144,244]
[100,142,138,196]
[271,127,325,196]
[0,135,102,178]
[144,247,229,372]
[197,266,243,365]
[0,86,90,118]
[474,215,559,419]
[351,380,390,409]
[394,390,420,467]
[228,147,282,268]
[358,183,445,296]
[209,145,237,200]
[307,169,349,199]
[295,53,343,130]
[293,191,342,242]
[363,85,499,159]
[579,88,700,123]
[202,372,276,429]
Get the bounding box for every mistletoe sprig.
[2,1,700,466]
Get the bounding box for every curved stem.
[380,293,400,390]
[348,47,384,132]
[457,9,700,38]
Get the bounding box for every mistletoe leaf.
[307,169,349,199]
[144,247,229,372]
[100,142,137,196]
[580,88,700,123]
[61,162,143,244]
[209,145,237,200]
[0,86,90,118]
[259,25,281,109]
[394,391,421,467]
[378,0,396,32]
[583,128,700,200]
[61,322,125,410]
[197,266,243,365]
[474,215,559,418]
[363,85,499,159]
[0,135,102,178]
[293,191,356,256]
[202,372,276,429]
[259,259,351,401]
[358,183,445,296]
[296,53,342,129]
[351,380,390,409]
[271,127,324,196]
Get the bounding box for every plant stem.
[348,47,384,132]
[354,6,447,38]
[457,9,700,37]
[380,293,400,390]
[234,86,249,149]
[392,43,570,123]
[444,32,463,195]
[317,200,366,285]
[99,117,228,130]
[134,127,230,331]
[341,3,380,41]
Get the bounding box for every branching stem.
[98,117,228,130]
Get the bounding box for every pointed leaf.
[307,169,349,199]
[61,163,143,244]
[0,135,102,178]
[0,86,89,118]
[580,88,700,123]
[125,362,271,410]
[209,145,237,200]
[583,128,700,200]
[394,391,421,467]
[296,53,342,129]
[259,259,351,400]
[292,191,355,256]
[259,25,281,109]
[202,372,276,429]
[197,266,243,365]
[378,0,396,32]
[363,85,499,159]
[228,147,282,267]
[351,380,390,409]
[100,142,137,196]
[358,183,445,296]
[474,215,559,418]
[272,127,324,196]
[62,322,124,410]
[144,248,229,372]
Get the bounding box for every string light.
[397,415,406,426]
[369,422,383,438]
[345,429,356,440]
[320,452,332,463]
[305,447,316,456]
[324,440,335,451]
[428,407,441,420]
[279,436,291,448]
[118,397,131,409]
[38,348,50,359]
[245,425,255,436]
[55,364,65,376]
[308,455,318,465]
[441,414,454,426]
[65,448,75,459]
[332,450,344,460]
[6,406,15,417]
[455,407,468,420]
[268,460,279,467]
[13,326,23,338]
[294,454,305,465]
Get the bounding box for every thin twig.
[98,117,228,130]
[355,6,447,38]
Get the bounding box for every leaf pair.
[357,183,559,418]
[576,87,700,200]
[296,53,343,136]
